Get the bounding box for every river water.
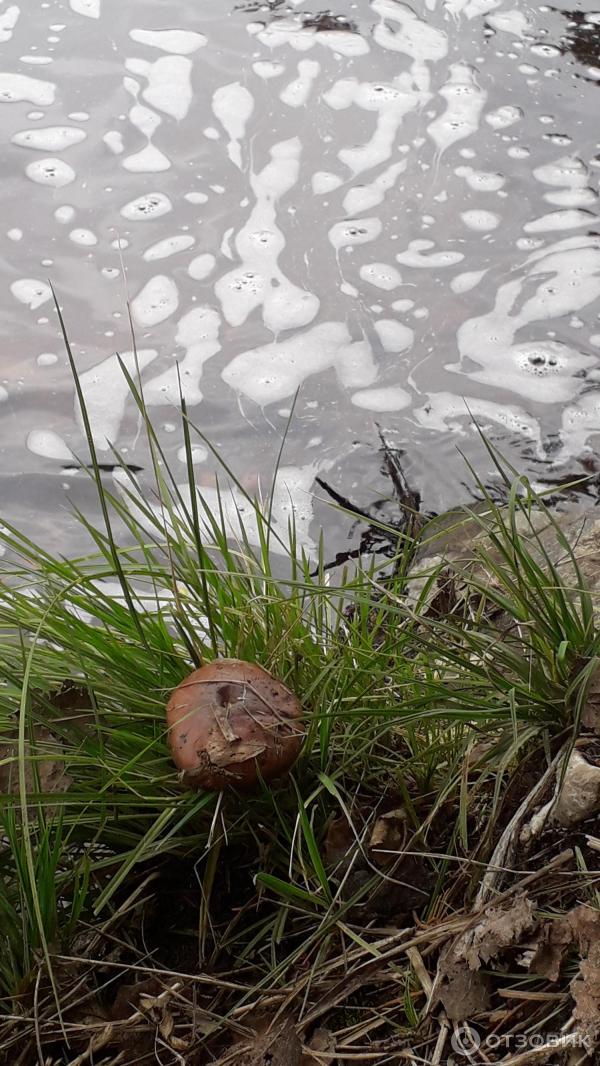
[1,0,600,556]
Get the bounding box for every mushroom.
[166,658,304,790]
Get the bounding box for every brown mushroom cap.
[166,658,304,791]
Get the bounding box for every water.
[2,0,600,556]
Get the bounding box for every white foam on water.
[427,63,486,157]
[343,159,406,214]
[372,0,447,70]
[561,392,600,455]
[120,192,172,220]
[533,155,588,188]
[21,57,53,66]
[129,28,207,55]
[395,239,464,267]
[0,7,20,43]
[126,56,193,122]
[359,262,403,290]
[487,9,531,36]
[25,158,76,187]
[253,18,369,57]
[131,275,179,327]
[144,306,221,407]
[216,137,319,332]
[212,82,254,169]
[222,321,377,405]
[77,348,159,450]
[461,209,500,230]
[523,209,594,233]
[311,171,343,194]
[37,352,58,366]
[27,429,71,461]
[103,130,124,154]
[323,78,426,176]
[143,234,194,261]
[455,165,505,191]
[177,444,207,464]
[545,188,597,208]
[10,278,51,309]
[280,60,320,107]
[0,387,7,403]
[0,73,55,105]
[485,104,522,129]
[69,228,97,246]
[452,236,600,404]
[445,0,501,16]
[188,253,216,280]
[184,191,208,204]
[124,143,170,173]
[328,217,383,251]
[374,319,414,352]
[70,0,100,15]
[415,392,542,448]
[12,126,86,151]
[450,269,487,293]
[351,386,411,410]
[54,205,75,223]
[253,61,286,79]
[7,228,22,241]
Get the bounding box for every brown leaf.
[220,1016,302,1066]
[369,808,407,863]
[436,941,492,1021]
[324,816,355,867]
[529,914,573,982]
[459,894,537,970]
[301,1027,336,1065]
[572,942,600,1047]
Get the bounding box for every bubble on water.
[280,59,320,108]
[126,56,193,121]
[129,28,207,55]
[177,444,208,464]
[427,63,487,157]
[531,42,560,58]
[184,191,208,204]
[487,10,531,36]
[455,165,505,191]
[54,204,75,223]
[222,321,377,405]
[10,278,51,309]
[524,209,595,233]
[212,82,254,169]
[461,209,500,231]
[27,429,72,460]
[131,275,179,327]
[7,228,22,241]
[120,192,172,220]
[0,73,55,105]
[450,269,487,293]
[352,386,411,410]
[396,239,464,267]
[143,234,195,261]
[485,103,522,128]
[188,253,216,280]
[26,157,76,187]
[343,160,406,214]
[77,349,159,450]
[69,110,89,121]
[329,217,383,251]
[311,171,343,194]
[359,263,401,291]
[37,352,58,366]
[103,130,124,154]
[507,145,530,159]
[69,0,100,18]
[373,0,447,62]
[123,143,171,173]
[374,319,414,352]
[253,61,286,79]
[0,6,20,43]
[69,228,97,246]
[12,126,86,150]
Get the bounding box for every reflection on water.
[2,0,600,555]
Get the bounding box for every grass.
[0,314,599,1062]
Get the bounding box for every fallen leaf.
[324,816,355,867]
[572,942,600,1048]
[220,1015,302,1066]
[436,941,492,1020]
[529,914,573,982]
[301,1027,336,1065]
[459,894,537,970]
[369,808,407,858]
